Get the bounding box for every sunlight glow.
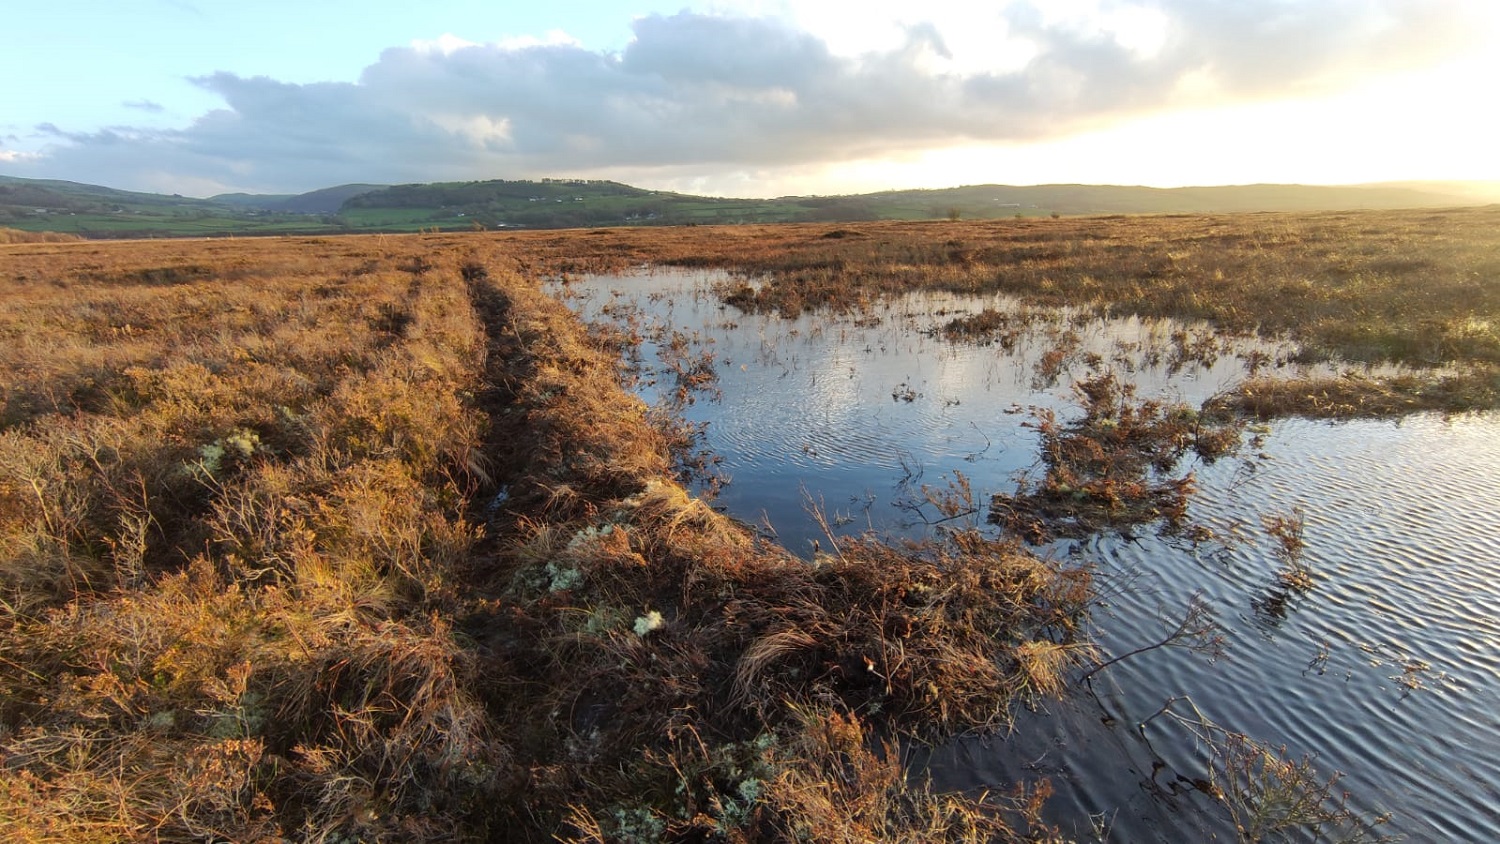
[802,46,1500,193]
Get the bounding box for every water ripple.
[558,269,1500,842]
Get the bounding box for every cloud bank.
[13,0,1481,194]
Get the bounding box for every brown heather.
[2,204,1485,840]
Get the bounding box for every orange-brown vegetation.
[0,228,83,245]
[0,233,1083,841]
[1,236,497,840]
[1207,369,1498,418]
[990,373,1244,542]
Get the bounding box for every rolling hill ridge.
[1,173,1490,238]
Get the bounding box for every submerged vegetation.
[990,373,1244,542]
[1,204,1488,840]
[1138,697,1396,844]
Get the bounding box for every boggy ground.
[519,206,1500,416]
[4,205,1481,840]
[0,234,1087,841]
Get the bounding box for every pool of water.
[554,268,1500,841]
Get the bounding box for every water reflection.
[554,269,1500,842]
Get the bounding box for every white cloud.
[496,29,584,51]
[11,1,1490,194]
[410,33,480,55]
[412,30,581,55]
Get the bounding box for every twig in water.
[1079,593,1225,684]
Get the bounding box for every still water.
[555,268,1500,841]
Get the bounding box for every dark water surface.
[555,269,1500,841]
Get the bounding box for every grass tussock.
[562,707,1063,843]
[747,707,1060,844]
[991,372,1244,541]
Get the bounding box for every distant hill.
[337,178,1485,230]
[0,172,1489,238]
[0,175,362,237]
[1360,180,1500,204]
[0,175,226,215]
[841,183,1483,217]
[340,178,761,228]
[208,192,297,210]
[349,178,1489,224]
[211,184,387,214]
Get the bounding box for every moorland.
[1,205,1496,841]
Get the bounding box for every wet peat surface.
[556,268,1500,842]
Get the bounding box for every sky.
[3,0,1499,198]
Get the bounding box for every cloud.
[123,100,167,113]
[13,1,1485,194]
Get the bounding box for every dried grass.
[0,238,510,840]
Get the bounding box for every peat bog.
[1,207,1497,841]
